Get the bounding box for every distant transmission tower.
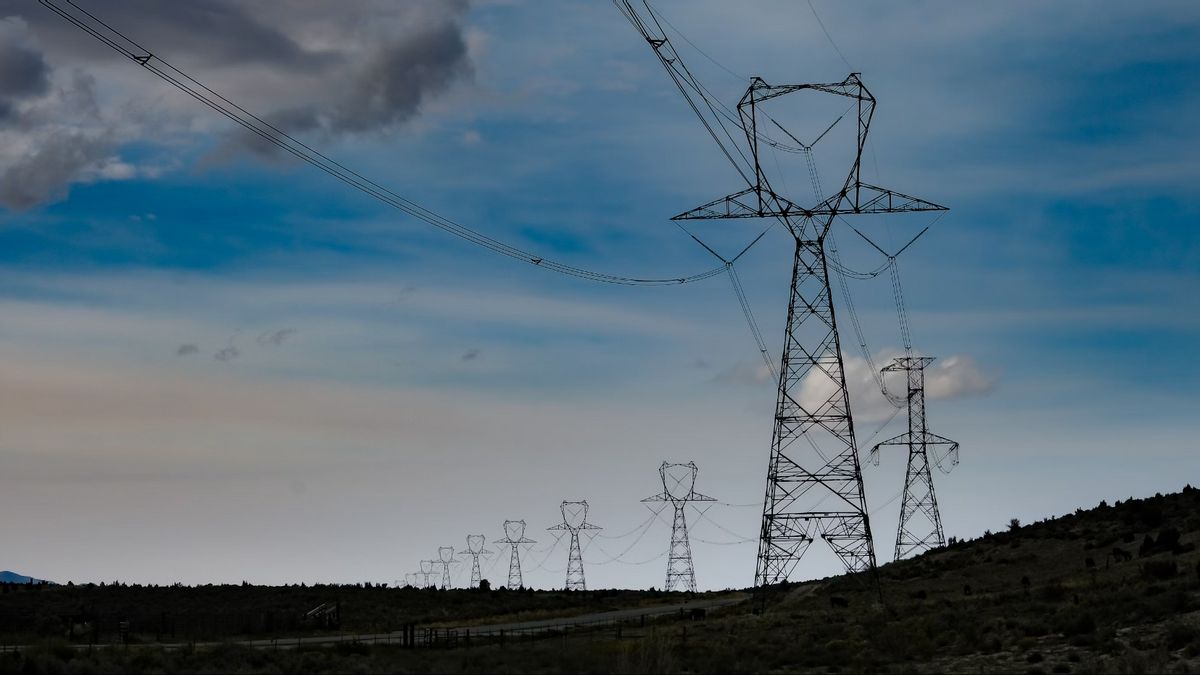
[435,547,456,589]
[617,6,948,593]
[548,501,601,591]
[643,462,715,592]
[459,535,493,588]
[495,520,536,589]
[419,560,435,588]
[870,356,960,560]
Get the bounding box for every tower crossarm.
[868,430,911,465]
[671,187,810,221]
[496,536,536,544]
[816,183,948,216]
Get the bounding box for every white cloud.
[925,355,996,400]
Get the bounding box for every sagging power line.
[38,0,727,287]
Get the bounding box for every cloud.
[461,348,480,361]
[328,21,470,134]
[807,352,997,424]
[0,19,130,209]
[175,344,199,356]
[0,0,474,207]
[0,17,50,105]
[214,346,239,362]
[0,130,111,210]
[716,350,995,424]
[256,328,297,347]
[924,355,996,400]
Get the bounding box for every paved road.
[4,594,747,653]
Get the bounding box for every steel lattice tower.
[870,356,960,560]
[435,547,456,589]
[642,462,716,592]
[459,535,493,588]
[670,75,947,589]
[548,501,601,591]
[418,560,435,588]
[495,519,536,589]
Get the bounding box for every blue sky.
[0,0,1197,589]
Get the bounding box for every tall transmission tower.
[615,5,948,593]
[548,501,601,591]
[436,547,456,589]
[495,520,536,589]
[870,356,960,560]
[459,535,493,588]
[419,560,436,588]
[642,462,715,592]
[673,75,947,589]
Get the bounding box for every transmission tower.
[548,501,601,591]
[616,6,948,593]
[870,356,960,560]
[458,535,493,588]
[642,462,716,592]
[495,520,536,589]
[435,547,456,589]
[418,560,435,588]
[673,75,946,590]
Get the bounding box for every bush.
[1141,560,1178,580]
[1165,621,1198,650]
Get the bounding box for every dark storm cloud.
[0,0,335,71]
[0,25,49,99]
[0,1,474,207]
[0,17,50,124]
[219,17,472,155]
[330,22,471,133]
[0,130,109,210]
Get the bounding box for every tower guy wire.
[548,501,602,591]
[870,356,961,561]
[495,519,537,589]
[458,535,493,589]
[642,462,716,592]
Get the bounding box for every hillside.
[0,572,49,585]
[3,485,1199,673]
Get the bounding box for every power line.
[40,0,728,287]
[806,0,852,70]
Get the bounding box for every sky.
[0,0,1197,590]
